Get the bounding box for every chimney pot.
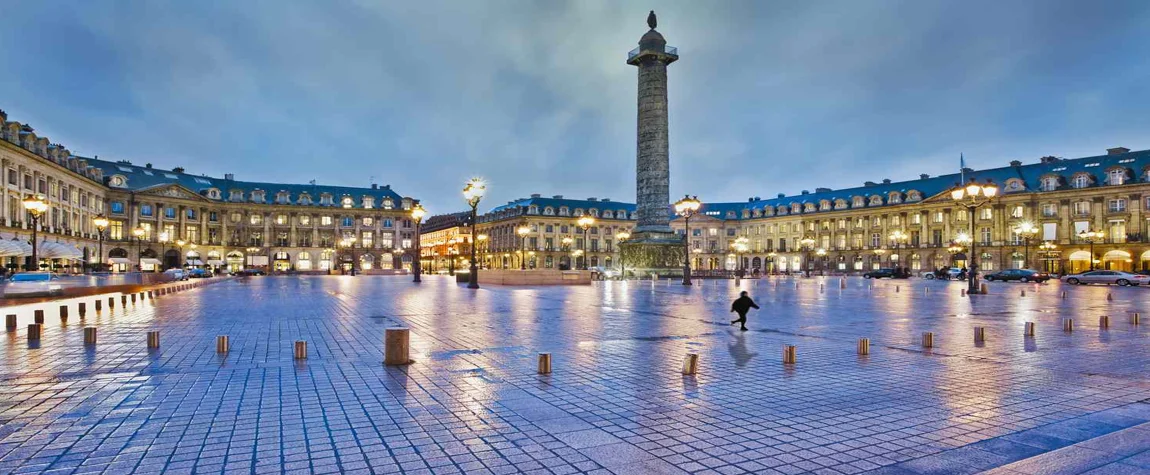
[801,190,809,195]
[920,174,929,180]
[882,179,891,184]
[1107,147,1130,155]
[777,193,785,199]
[864,181,877,187]
[552,195,563,199]
[1009,160,1022,167]
[530,193,541,198]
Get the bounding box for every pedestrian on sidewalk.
[730,290,760,331]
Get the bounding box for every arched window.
[869,195,883,206]
[1109,168,1127,185]
[888,192,902,204]
[1040,176,1059,191]
[852,196,865,207]
[1073,173,1091,189]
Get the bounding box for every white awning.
[141,258,163,265]
[206,259,225,266]
[108,257,131,264]
[186,259,205,266]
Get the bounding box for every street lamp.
[1038,241,1059,274]
[1077,229,1105,271]
[463,178,486,289]
[950,179,999,295]
[799,235,816,277]
[815,248,827,276]
[132,226,146,271]
[411,203,426,282]
[673,195,701,285]
[158,231,171,269]
[766,251,777,275]
[615,231,630,279]
[889,229,908,272]
[517,224,531,270]
[1013,221,1037,269]
[873,248,886,271]
[22,194,48,272]
[731,236,749,278]
[92,214,109,273]
[476,234,488,269]
[576,215,595,270]
[175,239,187,268]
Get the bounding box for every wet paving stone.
[0,275,1147,474]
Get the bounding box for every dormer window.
[1003,179,1025,192]
[320,194,333,206]
[834,199,847,209]
[803,203,816,213]
[298,193,312,205]
[602,210,613,219]
[341,196,353,208]
[276,191,291,204]
[589,208,598,217]
[1108,168,1127,186]
[818,200,831,211]
[204,188,221,199]
[251,191,266,203]
[109,175,127,188]
[382,199,393,209]
[906,190,921,201]
[363,196,374,209]
[869,195,883,206]
[559,207,569,216]
[229,190,244,202]
[741,210,750,219]
[853,196,865,208]
[543,206,554,216]
[574,208,584,216]
[528,205,539,215]
[888,192,902,204]
[1072,173,1091,189]
[1040,176,1059,191]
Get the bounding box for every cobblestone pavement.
[0,275,1148,475]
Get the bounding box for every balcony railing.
[627,45,678,61]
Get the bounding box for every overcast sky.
[2,0,1149,213]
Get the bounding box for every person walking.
[730,290,760,331]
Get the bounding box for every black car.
[235,268,266,276]
[983,268,1050,283]
[863,268,897,279]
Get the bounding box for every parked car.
[922,267,963,280]
[2,272,64,297]
[236,268,266,276]
[188,268,212,278]
[1061,270,1150,286]
[163,268,188,281]
[863,268,897,279]
[983,269,1050,283]
[589,266,618,280]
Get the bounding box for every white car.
[922,267,962,280]
[589,266,618,280]
[1060,270,1150,286]
[3,272,64,297]
[163,268,188,281]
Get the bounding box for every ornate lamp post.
[448,238,459,276]
[673,195,701,285]
[158,231,171,269]
[1013,221,1037,269]
[615,231,630,279]
[766,251,777,275]
[176,239,187,268]
[476,234,488,269]
[799,235,816,277]
[22,194,48,272]
[731,236,749,277]
[815,248,827,275]
[576,215,595,270]
[517,224,531,270]
[950,180,999,295]
[873,248,886,270]
[411,203,426,282]
[132,226,146,271]
[889,229,908,273]
[463,178,486,289]
[93,214,109,273]
[1038,241,1059,274]
[1077,229,1105,271]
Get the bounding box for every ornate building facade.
[0,109,420,273]
[478,148,1150,276]
[417,211,472,274]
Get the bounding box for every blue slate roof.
[85,157,407,208]
[484,148,1150,221]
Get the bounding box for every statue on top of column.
[647,10,657,29]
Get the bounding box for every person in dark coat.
[730,291,760,331]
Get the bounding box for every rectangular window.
[361,231,373,248]
[164,207,176,219]
[980,227,992,245]
[1073,202,1091,215]
[111,202,125,214]
[726,228,736,236]
[1042,203,1058,217]
[1109,199,1127,212]
[186,226,199,243]
[1042,223,1057,241]
[1010,206,1024,218]
[6,169,14,185]
[109,221,124,240]
[321,216,333,226]
[380,233,394,248]
[870,233,881,248]
[209,212,218,222]
[1110,220,1126,243]
[186,208,197,220]
[140,204,153,216]
[910,214,921,225]
[979,208,992,220]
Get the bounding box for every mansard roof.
[86,158,407,208]
[487,196,636,215]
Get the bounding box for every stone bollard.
[294,341,307,359]
[537,353,552,374]
[34,310,44,324]
[59,305,68,322]
[783,345,797,364]
[109,297,115,308]
[95,300,102,311]
[1061,291,1067,298]
[84,327,97,345]
[216,335,230,353]
[819,283,825,293]
[121,295,127,306]
[682,353,699,375]
[384,328,411,365]
[1020,289,1026,297]
[1024,322,1035,337]
[147,291,153,299]
[78,302,86,317]
[857,338,870,355]
[979,282,989,294]
[27,324,42,342]
[974,327,986,343]
[147,331,160,349]
[6,314,16,332]
[895,285,900,293]
[922,332,934,348]
[840,278,846,289]
[1107,293,1113,302]
[131,293,136,303]
[961,288,966,296]
[1133,313,1141,325]
[1099,315,1110,329]
[1063,319,1074,332]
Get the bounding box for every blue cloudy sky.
[2,0,1149,213]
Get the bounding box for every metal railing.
[627,45,678,61]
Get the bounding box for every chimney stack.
[1107,147,1130,155]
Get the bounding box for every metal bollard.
[922,332,934,348]
[293,341,307,359]
[84,327,97,345]
[78,302,86,317]
[819,283,824,293]
[131,293,136,303]
[961,288,966,296]
[1024,322,1035,337]
[1061,291,1067,298]
[979,282,989,294]
[147,331,160,349]
[216,335,230,353]
[384,328,411,365]
[895,285,900,293]
[1020,289,1026,297]
[1099,315,1110,329]
[59,305,68,322]
[1133,313,1141,325]
[682,353,699,375]
[6,314,16,332]
[27,324,42,341]
[974,326,986,343]
[857,338,870,355]
[537,353,552,374]
[95,300,102,311]
[121,295,127,306]
[783,345,797,364]
[109,297,115,308]
[840,278,846,289]
[34,310,44,324]
[1063,319,1074,332]
[1107,293,1113,302]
